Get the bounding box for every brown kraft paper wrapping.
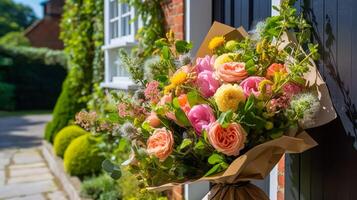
[148,22,336,200]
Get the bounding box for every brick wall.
[277,154,285,200]
[25,16,63,50]
[161,0,185,39]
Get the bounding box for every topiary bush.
[80,174,122,200]
[53,125,88,157]
[63,134,104,176]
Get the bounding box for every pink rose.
[187,104,216,135]
[240,76,271,97]
[195,55,215,73]
[208,122,246,156]
[196,70,221,98]
[147,128,174,161]
[216,62,248,83]
[145,112,161,128]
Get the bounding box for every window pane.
[121,3,130,14]
[121,16,131,36]
[110,21,118,39]
[109,0,118,19]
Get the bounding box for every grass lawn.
[0,110,52,118]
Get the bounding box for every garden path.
[0,114,68,200]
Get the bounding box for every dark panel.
[286,0,357,199]
[212,0,271,30]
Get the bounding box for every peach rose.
[145,112,161,128]
[147,128,174,161]
[208,122,246,156]
[216,62,248,83]
[266,63,287,79]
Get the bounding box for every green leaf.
[174,109,191,126]
[175,40,192,53]
[102,159,122,180]
[187,90,204,106]
[217,110,233,128]
[162,46,170,60]
[179,138,192,150]
[194,140,205,150]
[204,163,222,176]
[142,121,153,132]
[244,95,255,111]
[117,139,128,152]
[172,97,180,109]
[208,153,225,165]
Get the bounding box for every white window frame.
[101,0,140,90]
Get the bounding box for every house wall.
[25,16,63,50]
[161,0,185,39]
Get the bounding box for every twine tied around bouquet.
[207,181,270,200]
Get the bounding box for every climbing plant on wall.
[45,0,104,142]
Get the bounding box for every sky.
[14,0,44,18]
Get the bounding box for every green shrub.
[80,174,121,200]
[0,32,30,47]
[45,0,104,142]
[53,125,87,157]
[64,134,104,176]
[0,82,15,110]
[0,45,67,111]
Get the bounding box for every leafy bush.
[53,125,88,157]
[0,32,30,46]
[80,174,121,200]
[0,45,67,111]
[63,134,104,176]
[0,82,15,110]
[45,0,104,142]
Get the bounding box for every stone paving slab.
[9,162,46,170]
[0,115,68,200]
[7,172,53,184]
[9,166,50,177]
[6,194,46,200]
[0,148,68,200]
[0,180,57,199]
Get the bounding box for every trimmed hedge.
[0,45,67,110]
[53,125,88,157]
[64,134,104,176]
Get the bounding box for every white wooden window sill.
[100,78,138,90]
[102,41,137,50]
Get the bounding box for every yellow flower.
[208,36,225,50]
[214,84,246,112]
[214,53,236,69]
[164,84,176,94]
[170,71,187,85]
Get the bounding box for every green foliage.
[120,0,165,58]
[45,0,104,142]
[80,174,122,200]
[0,82,15,110]
[64,134,104,176]
[53,125,88,157]
[0,45,67,111]
[0,32,30,46]
[118,50,144,85]
[0,0,37,37]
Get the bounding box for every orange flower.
[266,63,287,79]
[208,122,246,156]
[147,128,174,161]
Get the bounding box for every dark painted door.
[213,0,357,199]
[285,0,357,199]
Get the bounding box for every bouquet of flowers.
[78,2,336,199]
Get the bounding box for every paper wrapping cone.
[148,22,336,199]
